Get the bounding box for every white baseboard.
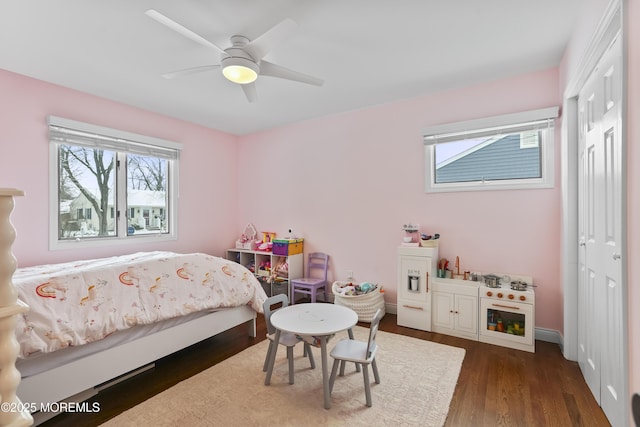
[385,302,397,315]
[535,327,563,347]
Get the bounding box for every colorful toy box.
[272,238,304,256]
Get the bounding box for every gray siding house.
[436,133,541,183]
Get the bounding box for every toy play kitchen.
[397,238,536,352]
[478,274,536,353]
[396,221,536,352]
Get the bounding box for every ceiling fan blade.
[260,61,324,86]
[241,82,258,103]
[244,18,298,61]
[145,9,226,56]
[161,65,221,79]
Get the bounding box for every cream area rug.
[102,327,465,427]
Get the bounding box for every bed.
[12,251,267,422]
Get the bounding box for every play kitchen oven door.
[479,296,535,353]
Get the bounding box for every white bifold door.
[577,34,627,427]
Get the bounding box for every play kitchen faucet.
[438,256,469,279]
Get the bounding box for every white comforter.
[13,252,267,358]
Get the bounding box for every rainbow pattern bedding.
[13,251,267,358]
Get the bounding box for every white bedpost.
[0,189,32,426]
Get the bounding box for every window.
[423,107,558,192]
[48,116,181,249]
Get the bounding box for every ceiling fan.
[145,9,324,102]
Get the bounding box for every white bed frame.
[18,305,256,424]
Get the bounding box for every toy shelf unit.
[225,248,303,299]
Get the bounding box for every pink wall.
[0,62,590,337]
[237,68,563,331]
[0,69,240,266]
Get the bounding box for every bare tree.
[59,145,114,236]
[127,155,166,191]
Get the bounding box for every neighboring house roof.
[68,189,166,208]
[127,189,166,208]
[435,134,541,183]
[60,200,71,214]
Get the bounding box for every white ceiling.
[0,1,579,135]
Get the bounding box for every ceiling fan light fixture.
[222,57,259,84]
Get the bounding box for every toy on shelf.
[419,232,440,248]
[236,223,259,250]
[261,231,276,243]
[257,241,272,251]
[257,231,276,252]
[400,222,440,247]
[268,258,289,284]
[245,260,256,273]
[255,260,272,280]
[401,223,420,246]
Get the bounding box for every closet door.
[577,34,625,427]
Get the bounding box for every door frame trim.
[561,0,622,361]
[561,1,628,425]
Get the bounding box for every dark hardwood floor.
[40,311,610,427]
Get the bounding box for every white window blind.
[423,118,554,145]
[423,107,559,145]
[48,116,181,159]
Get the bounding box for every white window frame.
[48,116,181,250]
[423,107,558,193]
